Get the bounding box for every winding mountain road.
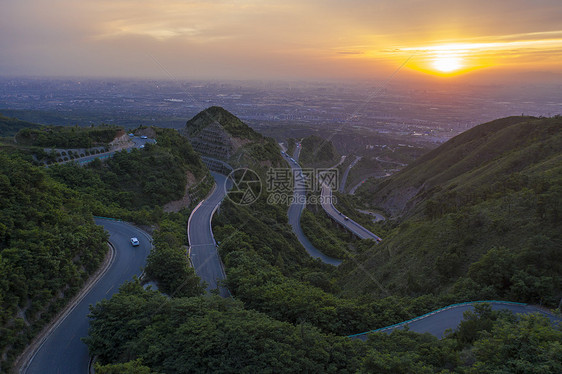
[57,135,156,166]
[339,155,361,193]
[284,143,559,339]
[356,209,386,222]
[332,155,347,169]
[348,172,391,195]
[349,301,562,340]
[188,172,231,297]
[20,148,561,374]
[320,183,382,241]
[22,218,151,374]
[283,145,342,266]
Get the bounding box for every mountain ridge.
[183,106,282,168]
[360,115,561,217]
[347,115,562,304]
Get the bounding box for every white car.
[130,237,140,246]
[140,135,148,139]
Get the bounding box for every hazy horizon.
[3,1,562,84]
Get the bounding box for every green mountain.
[0,114,40,137]
[0,154,108,371]
[47,127,208,219]
[359,116,558,217]
[84,115,562,374]
[184,106,260,140]
[0,126,210,371]
[349,116,562,305]
[298,135,340,168]
[183,106,282,168]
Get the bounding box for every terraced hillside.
[184,106,282,168]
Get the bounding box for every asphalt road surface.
[293,142,301,161]
[331,155,346,169]
[23,218,151,374]
[188,172,231,297]
[61,135,156,166]
[282,152,342,266]
[356,209,386,222]
[321,183,382,241]
[339,155,361,193]
[348,172,390,195]
[350,301,562,340]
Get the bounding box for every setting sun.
[432,55,463,73]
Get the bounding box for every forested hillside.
[4,112,560,373]
[0,154,108,371]
[83,114,562,373]
[87,267,562,373]
[47,127,209,223]
[347,116,562,305]
[1,125,209,372]
[184,106,261,141]
[0,114,40,137]
[15,124,120,148]
[184,106,283,168]
[299,134,340,167]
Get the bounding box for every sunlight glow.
[395,37,562,77]
[432,55,462,72]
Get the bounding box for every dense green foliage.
[236,136,284,168]
[145,215,205,297]
[5,110,561,373]
[300,209,349,259]
[85,282,562,373]
[15,124,120,148]
[184,106,283,169]
[348,116,562,305]
[0,154,108,371]
[361,330,459,373]
[84,281,367,373]
[299,135,340,167]
[358,116,557,216]
[286,137,296,156]
[360,304,562,373]
[213,197,447,336]
[94,359,153,374]
[0,114,40,137]
[0,126,208,372]
[47,128,207,224]
[466,313,562,372]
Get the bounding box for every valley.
[1,109,560,373]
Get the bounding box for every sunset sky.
[2,0,562,82]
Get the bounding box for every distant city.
[1,77,561,150]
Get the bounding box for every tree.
[145,243,205,297]
[94,359,153,374]
[470,314,562,373]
